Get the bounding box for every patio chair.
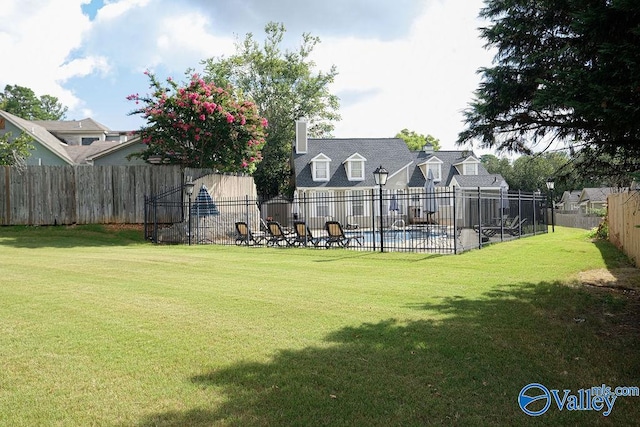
[293,221,325,247]
[266,221,295,247]
[234,221,265,246]
[505,217,527,236]
[473,216,527,238]
[325,220,363,248]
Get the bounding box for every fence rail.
[146,187,548,254]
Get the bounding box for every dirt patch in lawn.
[103,223,144,232]
[574,268,640,337]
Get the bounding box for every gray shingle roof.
[293,138,413,188]
[580,187,617,203]
[64,141,123,164]
[293,139,506,190]
[409,150,502,188]
[33,118,110,132]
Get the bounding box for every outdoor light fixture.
[373,165,389,186]
[185,176,195,245]
[545,178,555,191]
[546,178,555,233]
[373,165,389,252]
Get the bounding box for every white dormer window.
[344,153,366,181]
[454,156,480,176]
[310,153,331,182]
[463,162,478,176]
[420,157,443,182]
[426,163,441,182]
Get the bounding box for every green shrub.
[587,219,609,240]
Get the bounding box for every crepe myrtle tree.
[128,71,268,172]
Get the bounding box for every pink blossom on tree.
[128,71,267,172]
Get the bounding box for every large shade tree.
[128,72,267,172]
[395,129,441,151]
[202,22,340,198]
[458,0,640,185]
[0,84,67,120]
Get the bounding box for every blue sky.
[1,0,494,151]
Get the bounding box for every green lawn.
[0,225,638,426]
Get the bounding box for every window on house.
[344,154,366,181]
[313,161,330,181]
[349,161,364,180]
[463,162,478,175]
[81,137,99,145]
[426,163,442,181]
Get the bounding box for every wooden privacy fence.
[0,165,251,225]
[608,191,640,267]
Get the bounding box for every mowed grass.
[0,225,639,426]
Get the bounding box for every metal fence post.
[477,187,482,249]
[245,195,250,246]
[452,187,458,254]
[371,188,377,252]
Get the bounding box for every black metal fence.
[144,186,548,253]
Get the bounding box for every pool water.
[348,227,446,244]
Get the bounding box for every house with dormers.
[0,110,146,165]
[291,119,507,228]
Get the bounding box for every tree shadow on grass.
[136,280,639,426]
[0,224,146,248]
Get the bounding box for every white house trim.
[310,153,331,182]
[343,153,367,181]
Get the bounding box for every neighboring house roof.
[579,187,617,204]
[561,190,581,203]
[0,110,74,164]
[33,117,110,133]
[64,141,123,164]
[557,190,581,208]
[84,135,144,163]
[1,110,144,165]
[293,138,414,188]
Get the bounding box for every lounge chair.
[325,220,363,248]
[234,221,265,246]
[266,221,295,247]
[505,217,527,236]
[473,216,527,238]
[293,221,324,247]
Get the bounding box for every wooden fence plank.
[0,165,248,225]
[608,192,640,267]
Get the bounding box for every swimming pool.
[347,227,447,245]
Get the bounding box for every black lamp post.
[373,165,389,252]
[184,176,195,245]
[546,178,555,233]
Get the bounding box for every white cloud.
[0,1,100,111]
[95,0,151,22]
[1,0,497,153]
[312,0,494,149]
